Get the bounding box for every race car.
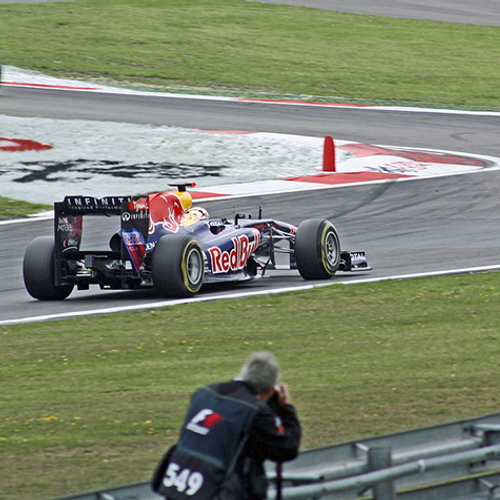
[23,183,371,300]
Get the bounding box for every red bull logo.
[148,192,184,234]
[208,230,260,274]
[123,229,146,271]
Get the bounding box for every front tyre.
[23,236,74,300]
[295,219,340,280]
[152,234,204,298]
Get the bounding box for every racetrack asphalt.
[255,0,500,26]
[1,0,500,324]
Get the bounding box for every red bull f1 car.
[23,183,371,300]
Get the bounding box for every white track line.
[3,264,500,326]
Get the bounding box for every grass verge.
[0,0,499,109]
[0,196,50,220]
[2,272,500,499]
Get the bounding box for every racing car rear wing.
[54,195,134,252]
[56,195,133,216]
[54,195,151,281]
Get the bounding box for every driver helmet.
[175,191,192,212]
[190,207,209,220]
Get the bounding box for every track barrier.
[266,411,500,500]
[49,411,500,500]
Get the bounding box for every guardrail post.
[368,447,396,500]
[473,424,500,446]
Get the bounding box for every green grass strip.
[0,196,50,220]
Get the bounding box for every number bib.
[153,384,259,500]
[157,447,224,499]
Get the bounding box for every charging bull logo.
[208,230,260,274]
[148,192,184,234]
[123,229,147,272]
[186,409,225,435]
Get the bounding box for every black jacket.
[214,380,301,499]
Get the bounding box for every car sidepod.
[201,226,261,282]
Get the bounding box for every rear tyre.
[152,234,204,298]
[23,236,74,300]
[295,219,340,280]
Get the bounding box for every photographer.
[221,352,301,499]
[153,352,301,500]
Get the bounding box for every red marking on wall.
[338,143,486,167]
[190,191,225,200]
[0,138,53,152]
[286,171,411,184]
[3,81,99,91]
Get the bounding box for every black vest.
[153,383,259,500]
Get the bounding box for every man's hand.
[275,383,292,406]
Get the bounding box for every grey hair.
[241,352,279,394]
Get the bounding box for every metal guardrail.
[268,444,500,500]
[265,411,500,500]
[49,411,500,500]
[398,471,500,500]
